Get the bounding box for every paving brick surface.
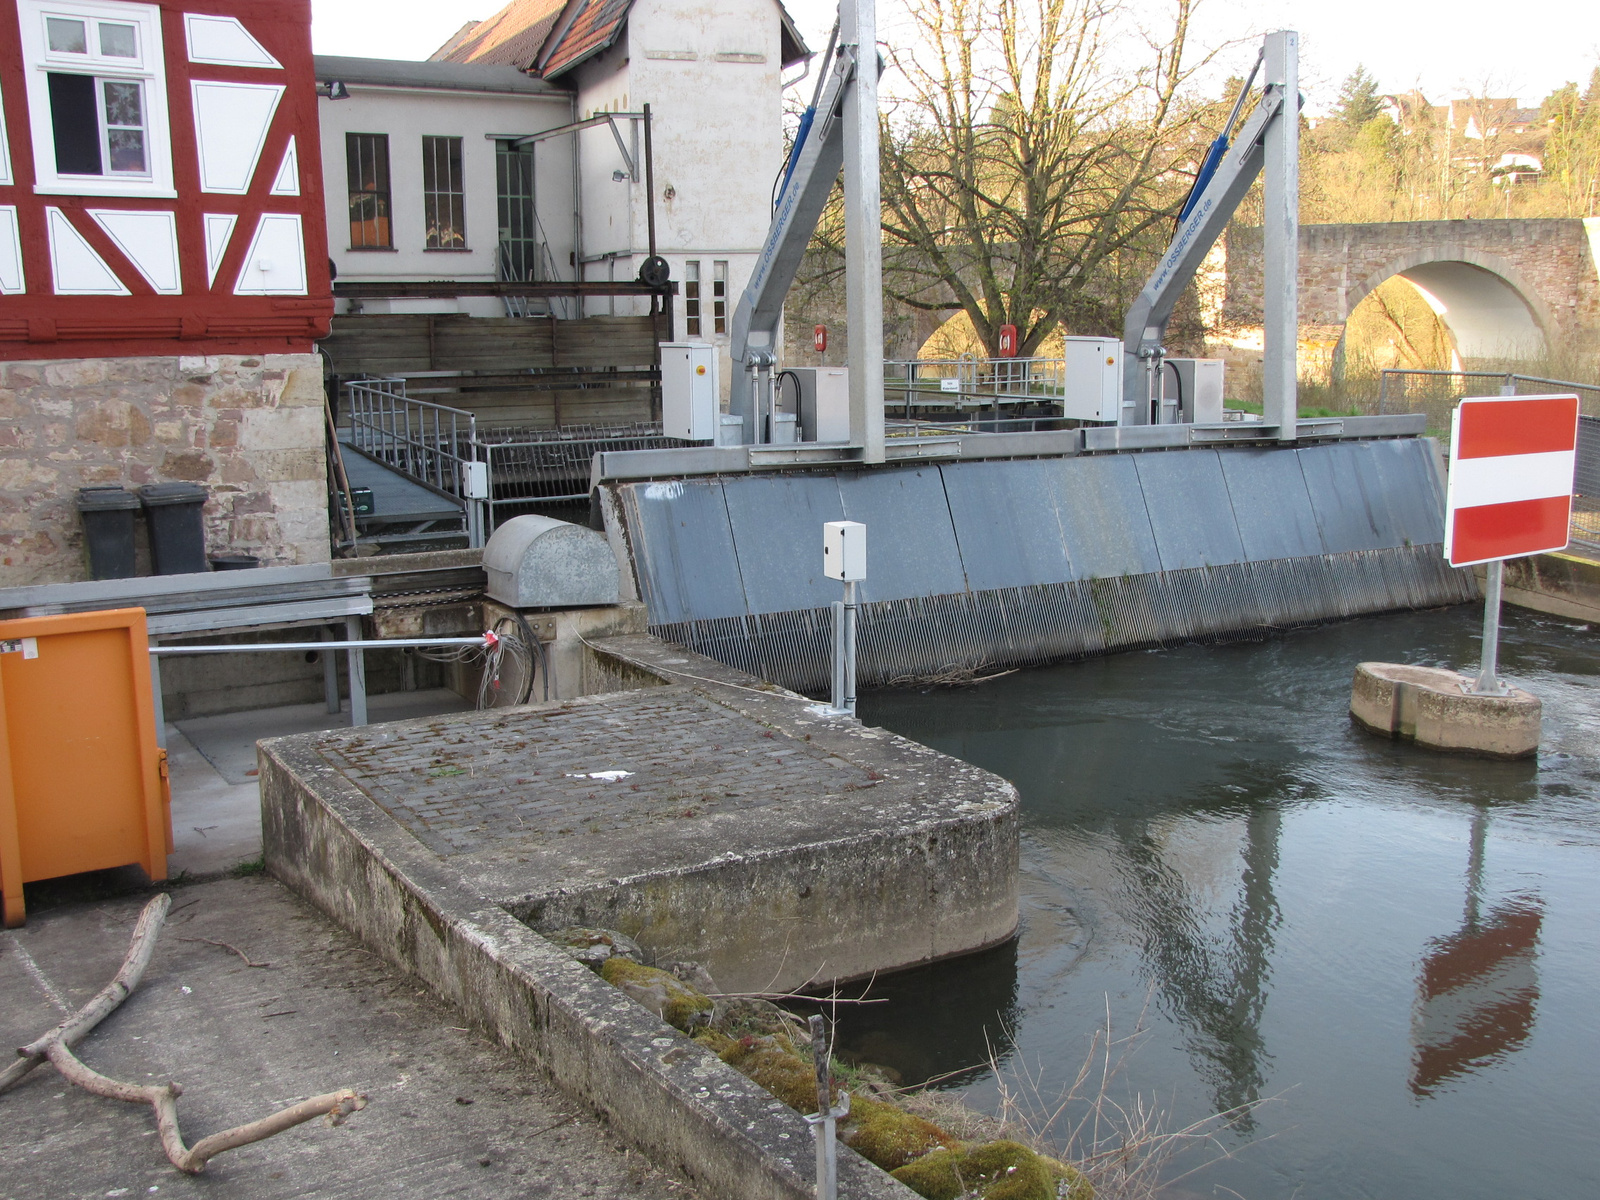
[319,686,874,858]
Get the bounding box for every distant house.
[0,0,334,585]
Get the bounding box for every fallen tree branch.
[179,936,271,969]
[2,892,366,1173]
[1,893,170,1095]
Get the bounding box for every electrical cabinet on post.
[660,342,720,441]
[1061,337,1122,422]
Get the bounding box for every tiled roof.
[428,0,567,69]
[537,0,634,78]
[430,0,810,78]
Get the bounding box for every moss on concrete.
[890,1140,1093,1200]
[598,958,714,1032]
[840,1096,956,1171]
[717,1033,822,1113]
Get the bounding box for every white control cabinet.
[823,520,867,581]
[660,342,719,441]
[786,366,851,443]
[1061,336,1122,423]
[1164,358,1226,424]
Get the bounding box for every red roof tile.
[431,0,809,78]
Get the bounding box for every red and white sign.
[814,324,827,353]
[998,323,1018,357]
[1445,394,1580,567]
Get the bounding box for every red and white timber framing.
[0,0,332,360]
[1445,394,1581,568]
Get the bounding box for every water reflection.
[810,935,1022,1088]
[1116,801,1283,1128]
[856,606,1600,1200]
[1411,809,1542,1098]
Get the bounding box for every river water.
[844,605,1599,1200]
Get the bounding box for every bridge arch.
[1341,249,1551,363]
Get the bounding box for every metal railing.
[345,378,484,546]
[1574,415,1600,556]
[477,421,680,524]
[343,380,685,541]
[884,356,1069,417]
[1377,369,1600,437]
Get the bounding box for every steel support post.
[1262,29,1299,439]
[1473,559,1508,696]
[345,614,368,726]
[322,625,342,714]
[842,0,885,464]
[149,652,166,750]
[830,599,847,713]
[843,579,858,716]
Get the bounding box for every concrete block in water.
[484,514,619,608]
[1350,661,1541,758]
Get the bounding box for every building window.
[685,260,701,336]
[346,133,392,249]
[20,0,174,197]
[713,260,728,335]
[423,135,465,250]
[496,140,538,280]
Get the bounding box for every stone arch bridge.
[785,218,1600,368]
[1221,218,1600,362]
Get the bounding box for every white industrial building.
[317,0,809,387]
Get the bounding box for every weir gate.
[594,427,1477,694]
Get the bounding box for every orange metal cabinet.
[0,608,168,927]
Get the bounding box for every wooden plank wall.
[321,314,667,428]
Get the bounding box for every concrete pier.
[1350,661,1541,758]
[257,634,1019,1200]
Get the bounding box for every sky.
[312,0,1598,113]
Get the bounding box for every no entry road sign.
[1445,394,1580,568]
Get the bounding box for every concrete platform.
[1350,661,1542,758]
[0,876,700,1199]
[258,635,1019,1200]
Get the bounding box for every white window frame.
[18,0,174,198]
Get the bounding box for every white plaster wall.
[318,86,576,316]
[571,0,789,393]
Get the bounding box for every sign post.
[1445,394,1581,694]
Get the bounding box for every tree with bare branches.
[812,0,1222,358]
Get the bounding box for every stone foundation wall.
[0,353,330,586]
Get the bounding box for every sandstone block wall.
[0,353,331,586]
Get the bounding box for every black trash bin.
[75,486,141,580]
[138,482,210,575]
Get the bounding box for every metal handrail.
[345,378,486,546]
[884,356,1070,417]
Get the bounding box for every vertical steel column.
[345,614,368,726]
[830,600,846,712]
[322,625,341,714]
[842,0,885,464]
[843,579,858,715]
[149,653,166,750]
[1261,30,1299,439]
[1473,560,1508,696]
